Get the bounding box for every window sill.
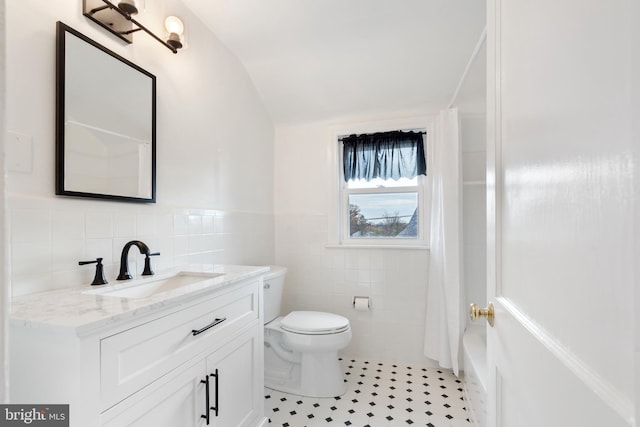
[325,244,429,250]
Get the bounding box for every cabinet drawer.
[100,281,259,410]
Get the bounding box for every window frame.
[327,116,434,249]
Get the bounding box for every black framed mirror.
[56,21,156,203]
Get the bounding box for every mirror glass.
[56,22,156,202]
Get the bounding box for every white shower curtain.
[423,108,463,376]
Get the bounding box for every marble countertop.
[10,264,269,336]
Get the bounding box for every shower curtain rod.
[447,26,487,109]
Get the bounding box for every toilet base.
[264,316,351,398]
[265,350,346,398]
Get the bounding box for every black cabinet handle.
[191,317,226,336]
[210,369,219,417]
[200,375,210,425]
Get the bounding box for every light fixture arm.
[84,0,179,54]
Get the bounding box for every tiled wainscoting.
[8,195,274,296]
[265,358,469,427]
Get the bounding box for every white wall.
[461,115,486,328]
[634,0,640,420]
[5,0,275,296]
[455,40,487,331]
[0,0,8,401]
[274,118,431,365]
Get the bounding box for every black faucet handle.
[142,252,161,276]
[79,257,109,286]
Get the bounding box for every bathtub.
[462,325,487,427]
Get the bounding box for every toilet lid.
[281,311,350,334]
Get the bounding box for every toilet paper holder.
[352,296,370,310]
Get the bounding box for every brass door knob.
[469,303,494,327]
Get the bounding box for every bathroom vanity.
[10,265,269,427]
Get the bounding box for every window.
[337,129,429,247]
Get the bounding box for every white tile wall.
[273,115,487,367]
[275,213,432,365]
[463,184,486,328]
[460,114,487,330]
[9,195,274,297]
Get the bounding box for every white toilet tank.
[263,265,287,324]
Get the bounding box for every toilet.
[263,266,352,398]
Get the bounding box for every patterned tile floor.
[265,358,470,427]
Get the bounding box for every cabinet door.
[102,360,209,427]
[206,324,263,427]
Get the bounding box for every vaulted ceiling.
[184,0,486,124]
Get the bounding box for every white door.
[485,0,634,426]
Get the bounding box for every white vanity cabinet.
[101,324,261,427]
[10,269,268,427]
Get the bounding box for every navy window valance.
[341,130,426,182]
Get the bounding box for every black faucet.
[78,257,109,286]
[117,240,160,280]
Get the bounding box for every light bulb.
[164,16,184,36]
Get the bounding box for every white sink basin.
[83,271,225,299]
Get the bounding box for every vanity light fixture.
[117,0,138,15]
[83,0,182,54]
[164,16,184,50]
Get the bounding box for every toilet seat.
[280,311,350,335]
